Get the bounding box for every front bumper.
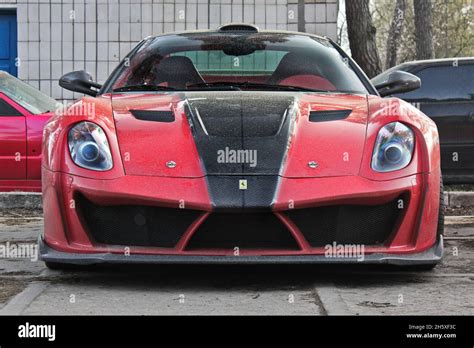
[39,235,443,266]
[42,169,441,258]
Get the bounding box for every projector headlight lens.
[372,122,414,173]
[68,122,113,171]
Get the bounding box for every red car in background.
[0,71,58,192]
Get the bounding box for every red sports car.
[40,25,444,269]
[0,71,57,192]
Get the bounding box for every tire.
[410,263,437,271]
[45,261,88,271]
[437,176,445,241]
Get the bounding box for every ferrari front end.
[40,27,443,268]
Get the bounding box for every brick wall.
[0,0,338,101]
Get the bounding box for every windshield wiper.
[114,82,331,93]
[187,81,326,93]
[185,82,241,91]
[113,85,176,92]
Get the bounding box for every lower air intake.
[186,212,299,250]
[285,198,402,247]
[77,195,201,248]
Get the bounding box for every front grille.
[285,199,402,247]
[76,195,201,248]
[186,212,299,250]
[76,195,401,250]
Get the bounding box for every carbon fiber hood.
[185,92,294,176]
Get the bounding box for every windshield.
[107,32,369,94]
[0,71,60,114]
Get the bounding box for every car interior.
[123,52,337,91]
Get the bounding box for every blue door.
[0,11,17,77]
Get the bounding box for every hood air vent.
[309,110,352,122]
[130,110,175,122]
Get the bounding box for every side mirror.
[59,71,102,97]
[372,71,421,97]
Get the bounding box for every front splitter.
[38,236,443,266]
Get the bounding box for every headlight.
[68,122,113,171]
[371,122,414,172]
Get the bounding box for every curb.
[0,191,473,210]
[0,192,42,210]
[0,281,49,315]
[447,192,474,208]
[444,215,474,225]
[316,285,351,315]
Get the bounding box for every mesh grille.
[285,199,401,247]
[76,195,401,250]
[186,212,299,250]
[77,195,201,248]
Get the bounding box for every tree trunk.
[414,0,435,59]
[385,0,407,68]
[345,0,382,78]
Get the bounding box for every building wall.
[0,0,338,101]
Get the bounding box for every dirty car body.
[40,26,443,267]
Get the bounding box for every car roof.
[398,57,474,68]
[145,25,330,43]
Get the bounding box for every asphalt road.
[0,216,473,315]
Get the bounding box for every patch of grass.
[0,278,26,304]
